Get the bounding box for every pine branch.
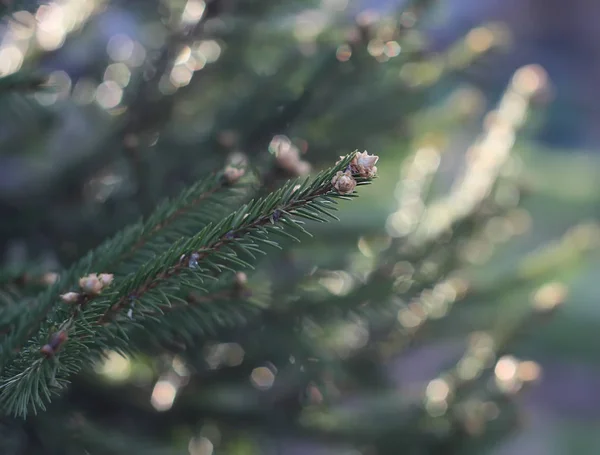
[97,154,366,325]
[109,170,253,276]
[0,72,51,94]
[134,283,263,350]
[0,166,248,373]
[0,151,378,417]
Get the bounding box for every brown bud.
[270,135,312,177]
[227,151,248,167]
[41,330,68,357]
[98,273,114,287]
[42,272,59,285]
[351,151,379,178]
[223,165,245,184]
[40,344,55,357]
[276,147,301,171]
[79,274,103,295]
[234,272,252,298]
[235,272,248,285]
[60,292,81,304]
[294,160,312,177]
[331,171,357,194]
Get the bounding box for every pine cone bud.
[269,135,312,177]
[223,165,245,184]
[42,272,59,285]
[41,330,68,357]
[294,160,312,177]
[235,272,248,285]
[60,292,81,304]
[233,272,252,298]
[276,147,300,170]
[331,171,357,194]
[227,151,248,167]
[351,151,379,178]
[79,274,103,295]
[98,273,114,287]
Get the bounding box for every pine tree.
[0,1,590,454]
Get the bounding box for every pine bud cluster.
[332,151,379,194]
[79,273,114,295]
[60,273,114,304]
[223,165,246,184]
[270,135,311,177]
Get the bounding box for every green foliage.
[0,152,373,418]
[0,72,51,94]
[0,0,594,454]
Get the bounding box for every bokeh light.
[250,366,276,390]
[151,378,178,411]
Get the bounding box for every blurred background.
[2,0,600,454]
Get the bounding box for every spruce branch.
[0,72,52,94]
[109,168,251,276]
[0,166,248,374]
[0,151,378,418]
[97,153,373,325]
[0,270,58,291]
[133,274,264,351]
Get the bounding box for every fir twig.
[0,73,51,94]
[0,167,248,372]
[0,151,378,418]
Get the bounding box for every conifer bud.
[223,165,245,184]
[40,330,68,357]
[275,145,299,168]
[79,274,103,295]
[98,273,114,287]
[235,271,247,286]
[234,272,251,298]
[227,151,248,167]
[271,135,311,176]
[351,151,379,178]
[78,273,113,295]
[331,171,357,194]
[60,292,80,304]
[40,345,55,357]
[294,160,312,177]
[42,272,59,285]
